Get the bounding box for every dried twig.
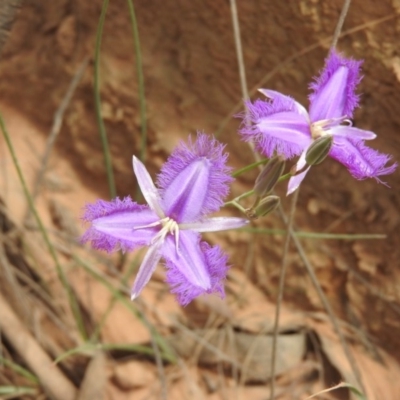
[76,351,107,400]
[0,292,77,400]
[281,211,365,394]
[269,189,299,399]
[0,0,22,56]
[229,0,261,163]
[24,57,89,223]
[137,298,168,400]
[331,0,352,49]
[229,0,249,103]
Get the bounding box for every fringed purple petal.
[330,137,397,182]
[81,197,158,253]
[162,231,210,291]
[258,89,309,117]
[161,158,210,223]
[163,233,228,306]
[157,133,233,220]
[309,50,362,121]
[240,96,311,159]
[81,196,147,222]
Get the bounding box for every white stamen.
[133,219,164,230]
[173,222,180,255]
[136,217,181,254]
[310,116,349,139]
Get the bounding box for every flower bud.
[254,157,286,196]
[305,135,333,166]
[246,195,280,219]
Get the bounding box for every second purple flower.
[239,50,397,194]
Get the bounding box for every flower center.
[310,119,333,139]
[310,116,351,139]
[134,217,180,251]
[156,217,180,243]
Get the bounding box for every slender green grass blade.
[54,342,157,365]
[306,382,366,400]
[240,227,386,240]
[0,356,39,384]
[0,386,37,396]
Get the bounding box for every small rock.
[112,360,155,390]
[352,242,380,275]
[307,198,320,215]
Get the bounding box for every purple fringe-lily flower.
[239,50,397,194]
[81,133,248,306]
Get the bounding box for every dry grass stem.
[269,189,299,399]
[285,224,366,393]
[0,0,22,56]
[0,292,77,400]
[24,57,89,223]
[331,0,352,49]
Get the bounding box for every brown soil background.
[0,0,400,399]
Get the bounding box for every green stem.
[54,343,163,365]
[224,189,254,207]
[227,169,291,208]
[225,169,293,214]
[94,0,116,199]
[239,228,386,240]
[278,172,291,182]
[228,200,247,213]
[232,158,269,177]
